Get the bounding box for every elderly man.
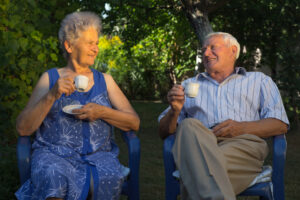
[158,32,289,200]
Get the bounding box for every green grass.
[116,101,167,200]
[1,101,299,200]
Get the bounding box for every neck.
[66,59,91,73]
[208,68,235,83]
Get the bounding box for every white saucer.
[62,105,83,115]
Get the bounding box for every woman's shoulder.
[102,72,112,79]
[102,73,115,85]
[92,70,112,81]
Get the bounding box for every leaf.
[37,53,46,62]
[19,38,28,50]
[30,31,42,43]
[50,53,58,62]
[18,58,28,70]
[9,40,19,53]
[27,0,36,7]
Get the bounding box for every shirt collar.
[198,67,247,80]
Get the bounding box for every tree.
[0,0,81,141]
[88,0,199,98]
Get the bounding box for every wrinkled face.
[68,27,99,67]
[202,35,236,74]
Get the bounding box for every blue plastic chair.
[163,134,287,200]
[17,130,140,200]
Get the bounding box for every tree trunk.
[168,42,179,84]
[180,0,213,46]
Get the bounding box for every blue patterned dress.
[15,68,126,200]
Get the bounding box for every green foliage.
[129,17,196,99]
[93,14,197,100]
[0,1,79,142]
[92,2,197,100]
[0,144,19,199]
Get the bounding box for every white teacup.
[74,75,89,92]
[185,82,200,98]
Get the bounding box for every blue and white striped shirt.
[158,67,289,128]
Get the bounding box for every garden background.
[0,0,299,199]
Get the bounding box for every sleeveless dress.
[15,68,126,200]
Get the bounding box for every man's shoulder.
[237,67,268,77]
[244,70,270,79]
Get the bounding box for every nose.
[203,47,212,57]
[92,44,99,53]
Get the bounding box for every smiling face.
[65,27,99,68]
[202,35,237,76]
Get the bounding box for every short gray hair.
[205,32,240,59]
[58,11,102,59]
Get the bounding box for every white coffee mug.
[185,82,200,98]
[74,75,89,92]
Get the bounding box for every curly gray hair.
[58,11,102,59]
[205,32,240,59]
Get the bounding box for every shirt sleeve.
[157,106,187,124]
[259,76,289,125]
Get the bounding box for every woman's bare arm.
[16,72,75,136]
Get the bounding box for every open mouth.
[205,58,216,63]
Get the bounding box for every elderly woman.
[15,11,140,200]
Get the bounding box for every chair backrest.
[271,134,287,200]
[17,136,31,185]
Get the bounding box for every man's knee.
[177,118,212,138]
[178,118,205,132]
[180,118,202,126]
[176,118,199,139]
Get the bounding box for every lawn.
[1,101,299,200]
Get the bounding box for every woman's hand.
[50,77,76,100]
[73,103,103,121]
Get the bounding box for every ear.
[64,40,73,53]
[231,45,237,58]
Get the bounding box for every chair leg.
[165,190,178,200]
[165,180,179,200]
[260,197,271,200]
[259,186,274,200]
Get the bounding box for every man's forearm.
[158,109,180,139]
[242,118,288,138]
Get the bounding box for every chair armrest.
[17,136,32,185]
[163,134,180,198]
[121,131,140,173]
[121,130,140,199]
[163,134,176,175]
[272,134,287,200]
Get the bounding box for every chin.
[204,65,214,71]
[87,60,96,66]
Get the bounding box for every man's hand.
[212,119,244,137]
[167,84,185,113]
